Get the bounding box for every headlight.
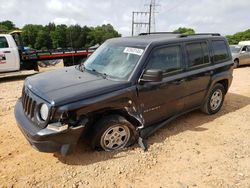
[40,103,49,121]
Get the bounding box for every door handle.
[3,51,11,53]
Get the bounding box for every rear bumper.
[14,99,85,155]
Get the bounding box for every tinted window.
[212,40,229,63]
[147,45,182,73]
[242,46,250,52]
[0,37,9,48]
[186,42,210,67]
[201,42,210,64]
[242,46,247,52]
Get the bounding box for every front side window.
[242,46,248,52]
[146,45,182,73]
[186,42,210,67]
[84,42,144,79]
[0,37,9,48]
[212,40,229,63]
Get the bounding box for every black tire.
[234,59,239,68]
[91,115,136,151]
[201,83,226,115]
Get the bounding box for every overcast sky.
[0,0,249,36]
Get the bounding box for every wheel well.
[217,79,229,93]
[234,58,239,63]
[87,109,141,129]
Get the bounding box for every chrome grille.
[22,88,37,120]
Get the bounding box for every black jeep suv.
[15,33,233,155]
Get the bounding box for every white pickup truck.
[0,32,93,74]
[0,34,21,72]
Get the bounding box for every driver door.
[0,36,18,72]
[137,44,186,126]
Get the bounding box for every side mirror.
[241,50,246,54]
[140,69,163,82]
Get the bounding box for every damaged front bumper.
[14,99,85,155]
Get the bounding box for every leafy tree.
[87,24,121,47]
[226,29,250,44]
[0,20,16,31]
[174,27,195,34]
[0,20,121,50]
[66,24,84,48]
[50,25,67,48]
[35,29,52,50]
[22,24,43,48]
[45,23,56,33]
[80,26,91,48]
[0,25,9,33]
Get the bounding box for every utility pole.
[131,0,159,36]
[131,11,150,36]
[148,3,152,34]
[149,0,158,33]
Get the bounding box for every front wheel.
[234,59,239,68]
[201,83,226,115]
[91,115,135,151]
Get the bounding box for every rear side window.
[212,40,229,63]
[186,42,210,67]
[146,45,182,73]
[0,37,9,48]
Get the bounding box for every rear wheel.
[91,115,135,151]
[201,83,225,114]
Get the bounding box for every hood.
[25,66,130,106]
[231,53,240,59]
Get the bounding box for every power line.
[131,11,150,36]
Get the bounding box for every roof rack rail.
[139,32,181,36]
[179,33,221,37]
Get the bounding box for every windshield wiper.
[88,68,108,79]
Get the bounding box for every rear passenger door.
[138,44,186,125]
[182,41,212,110]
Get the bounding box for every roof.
[108,33,223,47]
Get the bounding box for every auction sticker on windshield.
[123,47,144,56]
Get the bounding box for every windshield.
[230,45,241,53]
[84,42,144,79]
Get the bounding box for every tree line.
[0,20,121,50]
[226,29,250,45]
[1,20,250,48]
[174,27,250,45]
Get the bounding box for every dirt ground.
[0,66,249,188]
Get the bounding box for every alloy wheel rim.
[210,89,223,111]
[100,124,130,151]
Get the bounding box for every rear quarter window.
[0,37,9,48]
[212,40,229,63]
